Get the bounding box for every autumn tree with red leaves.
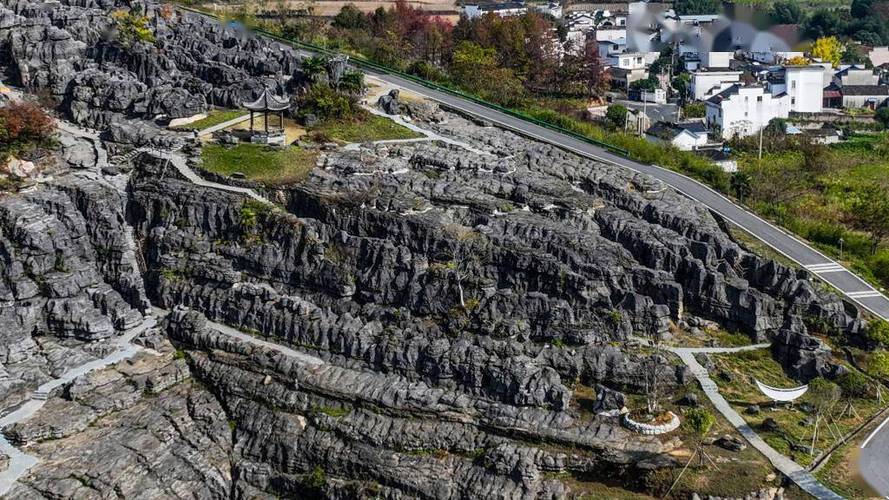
[0,102,56,158]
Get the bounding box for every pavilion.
[242,89,289,145]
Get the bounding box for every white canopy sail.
[755,379,808,402]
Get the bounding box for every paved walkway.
[667,345,844,500]
[196,114,251,137]
[138,148,271,204]
[0,317,157,496]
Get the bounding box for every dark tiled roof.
[645,121,682,140]
[243,89,290,111]
[678,121,707,134]
[842,85,889,96]
[706,84,740,104]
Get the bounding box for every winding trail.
[666,344,844,500]
[0,317,157,496]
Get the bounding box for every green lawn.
[172,109,247,131]
[711,349,885,468]
[201,143,317,185]
[740,133,889,292]
[309,114,423,143]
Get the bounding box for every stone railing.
[622,411,680,435]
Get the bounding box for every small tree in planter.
[641,330,666,417]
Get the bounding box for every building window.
[744,112,748,117]
[757,96,763,102]
[791,98,796,105]
[792,81,796,89]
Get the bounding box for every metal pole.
[758,124,763,160]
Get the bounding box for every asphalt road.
[361,68,889,322]
[860,413,889,497]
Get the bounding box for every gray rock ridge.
[0,170,144,413]
[0,1,308,132]
[164,308,673,499]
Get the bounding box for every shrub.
[868,351,889,378]
[683,102,705,118]
[605,105,628,130]
[0,102,55,146]
[866,320,889,346]
[111,7,156,46]
[683,408,715,438]
[836,370,871,398]
[297,83,360,122]
[304,465,326,489]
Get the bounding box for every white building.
[705,85,790,139]
[645,121,708,150]
[767,65,824,113]
[841,86,889,109]
[462,2,527,18]
[598,36,627,60]
[610,52,646,70]
[701,52,734,69]
[691,70,742,101]
[534,2,562,18]
[833,66,879,87]
[748,50,804,64]
[868,46,889,68]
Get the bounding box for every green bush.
[836,370,871,398]
[298,83,360,122]
[866,320,889,346]
[867,351,889,378]
[683,408,715,437]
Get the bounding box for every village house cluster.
[459,0,889,165]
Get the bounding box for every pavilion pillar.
[249,111,254,132]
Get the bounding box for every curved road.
[859,413,889,497]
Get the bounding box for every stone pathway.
[0,317,158,496]
[667,344,844,500]
[362,102,494,156]
[141,148,271,204]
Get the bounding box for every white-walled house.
[645,121,708,150]
[463,2,527,18]
[766,65,824,113]
[833,66,879,87]
[841,86,889,109]
[691,70,742,101]
[705,85,790,139]
[701,51,734,69]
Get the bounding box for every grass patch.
[309,114,422,143]
[171,109,247,131]
[711,349,886,468]
[201,143,317,185]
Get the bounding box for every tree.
[672,73,691,103]
[866,320,889,346]
[338,70,365,96]
[837,370,872,398]
[730,171,752,203]
[0,102,56,160]
[666,408,716,496]
[852,0,874,18]
[811,36,844,68]
[772,1,803,24]
[332,4,369,31]
[875,107,889,128]
[301,56,329,82]
[869,351,889,378]
[673,0,722,15]
[683,102,705,118]
[848,183,889,255]
[805,377,841,455]
[843,44,866,65]
[805,12,846,44]
[438,224,487,308]
[111,7,155,46]
[450,41,525,107]
[605,104,628,130]
[785,55,810,66]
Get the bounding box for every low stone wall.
[622,411,680,435]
